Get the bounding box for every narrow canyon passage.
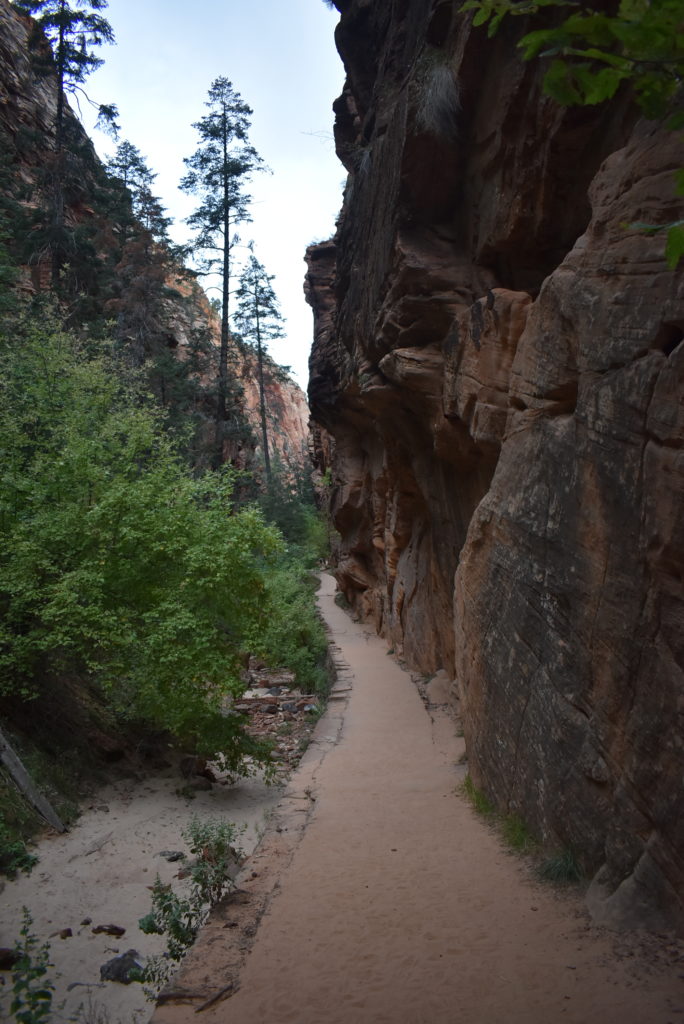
[156,574,682,1024]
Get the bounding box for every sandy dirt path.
[153,573,684,1024]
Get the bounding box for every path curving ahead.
[154,574,682,1024]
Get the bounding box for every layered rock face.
[240,349,310,475]
[307,0,684,931]
[1,0,59,163]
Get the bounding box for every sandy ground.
[151,573,684,1024]
[0,766,282,1023]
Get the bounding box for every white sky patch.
[87,0,345,389]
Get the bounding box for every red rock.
[307,0,684,934]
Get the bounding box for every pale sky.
[87,0,346,390]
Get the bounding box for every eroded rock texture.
[240,348,310,474]
[307,0,684,932]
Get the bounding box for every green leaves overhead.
[461,0,684,265]
[461,0,684,116]
[12,0,115,85]
[541,57,628,105]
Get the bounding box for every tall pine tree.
[234,249,284,482]
[11,0,116,286]
[103,142,211,438]
[180,77,264,467]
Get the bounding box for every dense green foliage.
[0,822,37,880]
[255,555,328,697]
[463,0,684,265]
[0,317,286,768]
[250,461,329,696]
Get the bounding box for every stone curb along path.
[152,574,684,1024]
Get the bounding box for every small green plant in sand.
[6,908,55,1024]
[139,816,245,997]
[0,822,38,880]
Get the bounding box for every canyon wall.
[240,348,310,474]
[307,0,684,932]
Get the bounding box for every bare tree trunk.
[255,308,271,481]
[214,118,231,468]
[0,726,66,833]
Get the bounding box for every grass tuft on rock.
[461,774,496,817]
[537,848,584,884]
[501,813,538,855]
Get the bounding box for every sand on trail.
[154,573,684,1024]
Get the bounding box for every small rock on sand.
[99,949,143,984]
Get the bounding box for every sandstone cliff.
[307,0,684,932]
[240,348,310,475]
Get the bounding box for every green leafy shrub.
[0,321,282,772]
[139,878,202,963]
[0,822,37,880]
[139,816,244,996]
[257,458,329,567]
[183,816,245,906]
[254,556,329,696]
